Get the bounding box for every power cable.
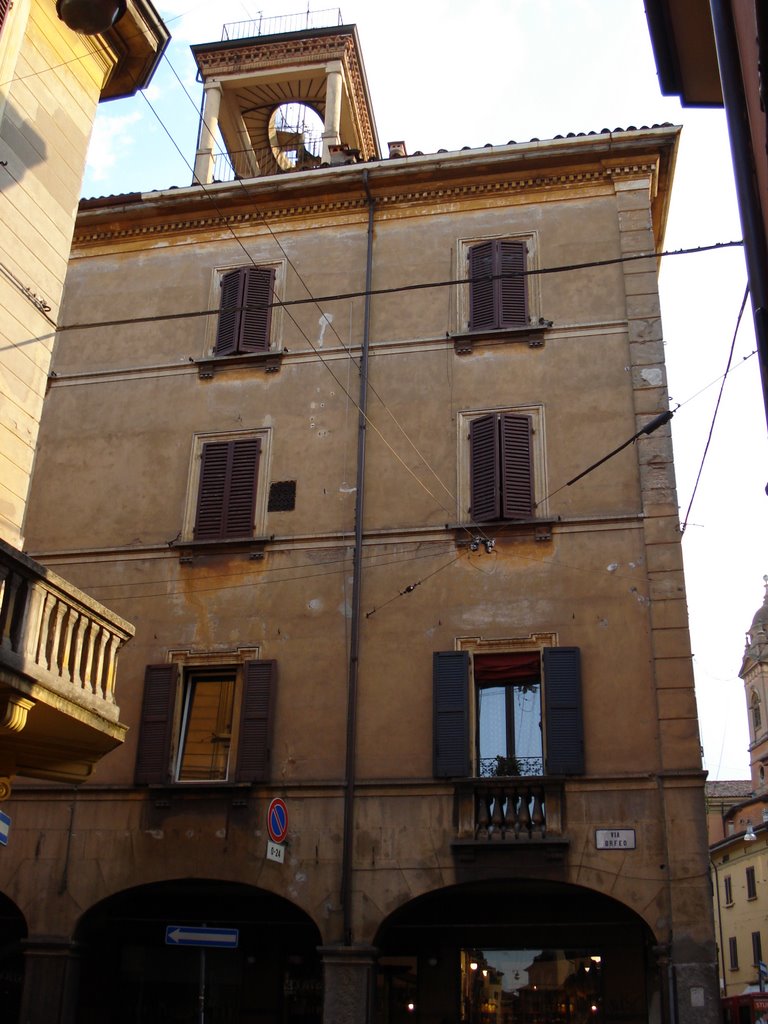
[680,284,750,534]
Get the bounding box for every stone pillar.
[193,81,223,185]
[18,936,80,1024]
[321,61,344,164]
[319,944,377,1024]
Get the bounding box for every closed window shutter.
[498,240,528,327]
[469,414,501,522]
[468,241,496,330]
[215,267,274,355]
[194,438,261,540]
[239,267,275,352]
[543,647,584,775]
[469,240,528,330]
[0,0,9,33]
[236,660,276,782]
[134,664,178,784]
[500,413,534,518]
[433,651,470,777]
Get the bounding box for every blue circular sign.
[267,798,288,843]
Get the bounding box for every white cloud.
[86,111,143,183]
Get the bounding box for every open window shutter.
[239,267,275,352]
[543,647,584,775]
[468,241,496,330]
[222,438,260,537]
[215,269,245,356]
[134,664,178,784]
[236,660,276,782]
[497,240,528,327]
[469,414,501,522]
[500,414,534,518]
[433,651,470,777]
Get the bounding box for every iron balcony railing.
[222,9,343,42]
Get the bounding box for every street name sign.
[165,926,239,949]
[0,810,10,846]
[595,828,636,850]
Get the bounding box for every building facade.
[2,19,720,1024]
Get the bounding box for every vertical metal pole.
[199,947,206,1024]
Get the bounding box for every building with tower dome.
[0,10,723,1024]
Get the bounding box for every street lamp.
[56,0,127,34]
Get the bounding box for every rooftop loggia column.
[193,80,223,185]
[321,60,343,163]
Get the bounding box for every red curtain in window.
[474,651,540,683]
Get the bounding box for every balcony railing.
[221,9,343,41]
[0,540,133,725]
[455,779,564,842]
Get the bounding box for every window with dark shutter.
[235,660,276,782]
[468,239,528,331]
[194,437,261,541]
[543,647,584,775]
[433,651,470,777]
[135,664,178,784]
[469,412,533,522]
[215,266,275,356]
[0,0,10,34]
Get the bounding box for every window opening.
[269,102,323,170]
[752,690,762,732]
[729,937,739,970]
[724,875,733,905]
[175,670,236,781]
[752,931,762,966]
[475,652,542,776]
[747,865,757,900]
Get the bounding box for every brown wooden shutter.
[0,0,10,33]
[543,647,584,775]
[469,414,501,522]
[500,413,534,518]
[468,241,496,330]
[134,664,178,784]
[194,438,261,540]
[236,660,276,782]
[433,651,470,777]
[215,267,274,356]
[239,267,275,352]
[497,240,528,327]
[215,269,243,356]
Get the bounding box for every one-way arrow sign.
[165,925,239,949]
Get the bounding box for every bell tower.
[191,13,379,184]
[741,576,768,792]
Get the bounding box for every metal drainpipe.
[709,0,768,439]
[341,169,375,947]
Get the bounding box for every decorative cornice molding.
[74,162,658,245]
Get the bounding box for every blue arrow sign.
[165,926,239,949]
[0,810,10,847]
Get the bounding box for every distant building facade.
[3,17,720,1024]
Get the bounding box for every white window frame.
[456,231,541,334]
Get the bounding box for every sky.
[81,0,768,780]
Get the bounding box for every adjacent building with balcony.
[1,13,720,1024]
[0,2,167,1018]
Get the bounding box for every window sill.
[448,518,557,545]
[451,319,553,354]
[173,536,272,563]
[195,350,283,378]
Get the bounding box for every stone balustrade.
[455,778,564,842]
[0,540,133,724]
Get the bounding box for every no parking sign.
[267,798,288,844]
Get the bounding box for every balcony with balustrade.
[0,539,133,794]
